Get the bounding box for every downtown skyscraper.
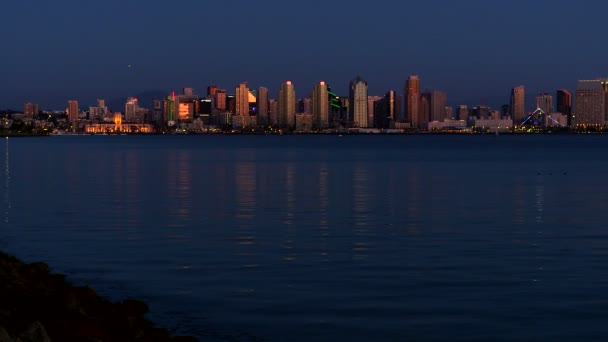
[349,76,368,128]
[278,81,296,128]
[258,87,269,125]
[312,81,329,129]
[68,100,79,122]
[405,76,420,127]
[510,85,525,123]
[557,89,572,125]
[535,93,554,114]
[575,79,608,126]
[236,82,249,116]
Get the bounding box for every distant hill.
[106,90,168,111]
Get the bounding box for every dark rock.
[172,336,200,342]
[15,322,50,342]
[0,327,13,342]
[120,299,149,317]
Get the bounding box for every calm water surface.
[3,135,608,341]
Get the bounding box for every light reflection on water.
[5,135,608,341]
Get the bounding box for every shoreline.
[0,251,199,341]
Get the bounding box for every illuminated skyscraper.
[278,81,296,128]
[312,81,329,128]
[368,96,381,127]
[557,89,572,125]
[349,76,368,128]
[236,82,249,115]
[23,103,38,117]
[405,76,420,127]
[207,86,219,97]
[575,79,608,126]
[269,99,278,126]
[258,87,269,124]
[125,97,139,122]
[215,90,226,110]
[457,105,468,122]
[68,100,79,122]
[535,93,554,113]
[419,93,430,124]
[510,85,526,123]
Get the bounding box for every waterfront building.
[473,118,513,133]
[557,89,572,126]
[510,85,526,124]
[295,113,314,132]
[349,76,368,128]
[278,81,296,128]
[312,81,329,129]
[23,103,38,118]
[269,99,278,126]
[215,90,226,110]
[419,93,430,126]
[125,97,139,122]
[367,96,382,127]
[405,76,420,127]
[535,93,554,113]
[457,105,468,122]
[235,82,249,116]
[575,79,608,126]
[68,100,79,123]
[429,91,447,122]
[258,87,269,124]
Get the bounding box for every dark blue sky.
[2,0,607,110]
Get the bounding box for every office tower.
[269,99,278,126]
[312,81,329,129]
[68,100,79,122]
[373,91,397,129]
[575,79,608,126]
[501,104,511,118]
[215,90,226,110]
[444,106,454,120]
[557,89,572,126]
[395,94,403,121]
[405,75,420,127]
[235,82,249,115]
[457,105,468,122]
[152,98,163,124]
[183,87,194,97]
[419,93,430,124]
[368,96,382,127]
[97,99,105,108]
[258,87,269,124]
[535,93,554,113]
[510,85,525,123]
[23,103,38,117]
[278,81,296,128]
[349,76,368,128]
[298,98,312,114]
[429,91,447,122]
[125,97,139,122]
[207,86,219,97]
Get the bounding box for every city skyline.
[3,0,608,109]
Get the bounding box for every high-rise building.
[125,97,139,122]
[367,96,382,127]
[68,100,79,122]
[349,76,368,128]
[419,93,430,125]
[510,85,526,124]
[373,90,397,129]
[23,103,38,117]
[207,86,219,97]
[215,90,227,111]
[312,81,329,129]
[235,82,249,115]
[444,106,454,120]
[557,89,572,126]
[395,94,403,122]
[575,79,608,126]
[535,93,554,113]
[405,76,421,127]
[457,105,468,122]
[269,99,278,126]
[429,91,447,122]
[278,81,296,128]
[258,87,269,124]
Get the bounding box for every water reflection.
[405,166,421,235]
[535,178,544,224]
[3,138,10,224]
[282,163,297,262]
[352,164,371,260]
[167,151,193,239]
[234,162,258,261]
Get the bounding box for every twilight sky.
[2,0,607,110]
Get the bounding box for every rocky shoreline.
[0,251,199,342]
